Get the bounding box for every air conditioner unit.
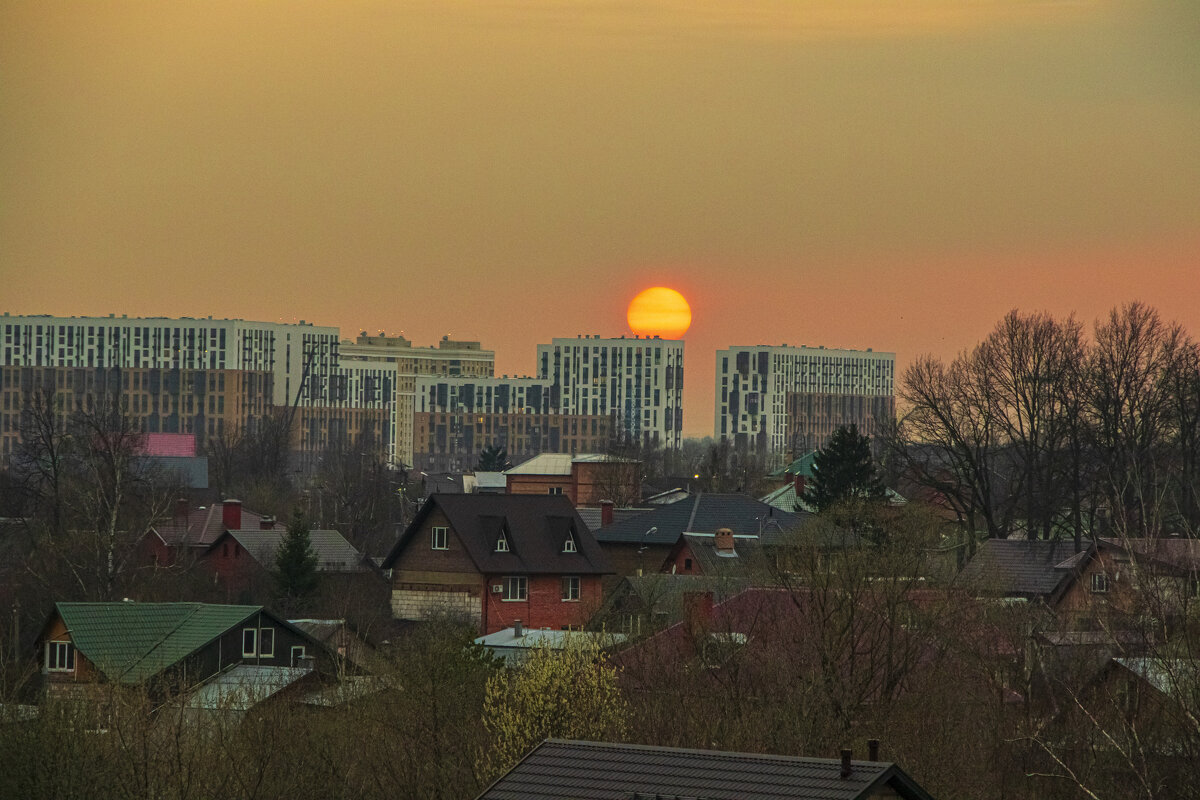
[492,584,503,593]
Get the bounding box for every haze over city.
[3,0,1198,436]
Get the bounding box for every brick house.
[381,494,614,634]
[504,453,640,506]
[201,526,369,602]
[146,498,276,565]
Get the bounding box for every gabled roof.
[679,533,772,577]
[505,452,636,476]
[218,529,365,572]
[186,664,312,711]
[50,602,266,684]
[956,538,1094,602]
[1113,658,1200,697]
[154,504,271,548]
[381,494,614,575]
[1099,537,1200,574]
[595,494,806,547]
[478,739,935,800]
[768,450,819,479]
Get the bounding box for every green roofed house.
[37,602,328,698]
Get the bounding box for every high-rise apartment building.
[536,335,684,450]
[715,344,895,465]
[0,313,395,463]
[339,333,495,468]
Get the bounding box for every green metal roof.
[56,602,262,684]
[768,451,818,479]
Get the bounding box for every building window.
[1091,572,1110,594]
[291,646,306,667]
[563,533,576,553]
[496,531,509,552]
[46,641,75,673]
[242,628,257,657]
[684,558,693,571]
[548,487,564,495]
[562,576,580,601]
[432,526,448,550]
[502,576,527,601]
[259,627,275,658]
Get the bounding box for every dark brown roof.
[382,494,614,575]
[153,503,271,548]
[956,538,1093,602]
[478,739,935,800]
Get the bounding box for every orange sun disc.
[627,287,692,339]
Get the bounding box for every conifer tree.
[802,423,887,513]
[274,507,320,611]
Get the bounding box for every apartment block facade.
[715,344,895,465]
[536,335,684,450]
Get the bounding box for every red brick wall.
[506,474,576,502]
[480,574,603,634]
[666,542,700,575]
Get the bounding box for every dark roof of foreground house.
[956,538,1094,603]
[47,602,289,684]
[595,493,806,547]
[381,494,614,575]
[478,739,935,800]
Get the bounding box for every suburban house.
[381,494,614,634]
[504,453,640,506]
[36,602,330,699]
[146,499,277,565]
[593,493,805,578]
[595,573,750,637]
[202,526,369,601]
[661,528,772,579]
[477,739,936,800]
[474,624,626,665]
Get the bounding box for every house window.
[562,576,580,601]
[242,628,257,657]
[548,487,564,495]
[495,531,509,552]
[684,558,693,571]
[46,641,75,672]
[563,533,576,553]
[1091,572,1110,593]
[259,627,275,658]
[432,526,448,550]
[291,646,306,667]
[502,576,527,601]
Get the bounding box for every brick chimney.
[794,475,806,494]
[222,499,242,531]
[600,500,614,527]
[174,497,189,522]
[840,749,852,779]
[259,516,276,530]
[714,527,735,554]
[682,591,713,635]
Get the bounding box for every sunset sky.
[3,1,1198,437]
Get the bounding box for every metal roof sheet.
[186,665,310,710]
[595,494,806,546]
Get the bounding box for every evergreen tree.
[476,443,512,472]
[802,424,887,513]
[274,507,320,611]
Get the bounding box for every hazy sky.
[3,1,1198,437]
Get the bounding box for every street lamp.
[637,526,658,576]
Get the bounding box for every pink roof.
[142,433,196,457]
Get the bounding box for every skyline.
[3,1,1199,437]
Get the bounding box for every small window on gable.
[684,558,693,571]
[46,641,76,672]
[496,530,509,552]
[291,646,306,667]
[1091,572,1110,594]
[563,531,576,553]
[432,526,448,550]
[242,628,257,657]
[259,628,275,658]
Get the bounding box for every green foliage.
[479,637,628,781]
[273,508,319,611]
[476,444,512,472]
[802,424,887,514]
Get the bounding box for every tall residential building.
[0,313,395,463]
[339,333,495,468]
[412,375,612,472]
[715,344,895,465]
[536,335,684,450]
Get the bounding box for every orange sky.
[2,1,1198,437]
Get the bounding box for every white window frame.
[259,627,275,658]
[563,533,576,553]
[242,628,258,657]
[45,640,76,673]
[291,646,306,666]
[548,487,564,496]
[1091,572,1110,594]
[502,576,527,602]
[495,532,509,552]
[432,526,448,550]
[562,575,580,602]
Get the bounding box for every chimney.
[600,500,614,527]
[714,528,735,554]
[682,591,714,633]
[259,516,276,530]
[840,749,852,779]
[514,619,523,638]
[222,499,242,531]
[868,739,880,761]
[174,497,188,521]
[794,475,806,494]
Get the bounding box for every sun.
[627,287,692,339]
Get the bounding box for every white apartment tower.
[536,335,684,449]
[715,344,895,465]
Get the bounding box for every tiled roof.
[479,739,934,800]
[186,665,311,710]
[956,539,1093,601]
[682,533,772,576]
[576,506,653,531]
[154,503,270,548]
[505,453,575,476]
[382,494,614,575]
[595,494,806,546]
[768,451,818,479]
[55,602,262,684]
[225,529,365,572]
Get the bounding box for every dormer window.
[495,531,510,552]
[45,641,76,673]
[563,531,577,553]
[1091,572,1110,593]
